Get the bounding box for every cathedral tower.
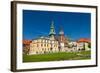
[58,26,65,51]
[49,21,56,40]
[59,27,65,43]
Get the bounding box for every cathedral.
[28,21,68,55]
[23,21,91,55]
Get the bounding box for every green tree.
[88,43,91,48]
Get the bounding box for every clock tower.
[49,21,56,40]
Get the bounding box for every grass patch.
[23,51,91,62]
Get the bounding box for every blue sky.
[23,10,91,40]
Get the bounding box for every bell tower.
[58,26,65,51]
[49,21,56,40]
[59,27,65,43]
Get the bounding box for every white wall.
[0,0,99,73]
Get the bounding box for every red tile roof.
[23,40,32,45]
[77,38,91,43]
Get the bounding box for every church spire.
[49,21,56,36]
[49,21,56,40]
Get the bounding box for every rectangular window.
[41,44,43,47]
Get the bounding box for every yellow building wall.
[29,38,59,55]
